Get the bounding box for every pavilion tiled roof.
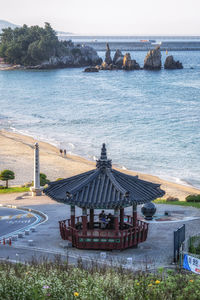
[44,144,165,209]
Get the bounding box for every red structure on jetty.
[44,144,165,250]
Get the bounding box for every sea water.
[0,50,200,188]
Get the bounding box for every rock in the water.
[115,57,123,68]
[84,67,99,72]
[144,46,161,70]
[105,43,112,65]
[100,61,109,70]
[113,49,124,67]
[122,53,140,70]
[164,55,183,69]
[37,45,102,69]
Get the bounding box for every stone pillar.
[132,204,137,227]
[114,208,119,233]
[120,208,124,229]
[89,209,94,229]
[30,143,42,196]
[71,206,75,228]
[82,208,87,235]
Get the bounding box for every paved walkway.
[1,193,200,270]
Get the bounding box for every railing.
[59,215,148,250]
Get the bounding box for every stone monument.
[30,143,42,196]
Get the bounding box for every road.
[0,207,37,239]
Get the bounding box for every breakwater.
[81,41,200,51]
[59,35,200,51]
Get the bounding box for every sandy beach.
[0,129,200,201]
[0,63,22,71]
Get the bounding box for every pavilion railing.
[59,215,148,250]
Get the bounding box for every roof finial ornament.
[100,143,107,160]
[96,143,112,170]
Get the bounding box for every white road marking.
[6,220,33,224]
[0,213,35,220]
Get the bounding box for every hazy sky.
[1,0,200,35]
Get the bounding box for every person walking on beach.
[60,149,63,156]
[64,149,67,157]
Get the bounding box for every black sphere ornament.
[141,202,156,220]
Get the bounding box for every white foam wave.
[68,143,75,149]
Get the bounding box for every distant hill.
[0,20,19,32]
[0,20,73,36]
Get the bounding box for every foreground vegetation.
[0,260,199,300]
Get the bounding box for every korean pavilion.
[44,144,165,250]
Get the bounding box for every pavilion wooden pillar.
[70,205,75,228]
[120,208,124,229]
[89,209,94,229]
[114,208,119,233]
[132,204,137,227]
[82,208,87,235]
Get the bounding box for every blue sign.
[183,254,200,274]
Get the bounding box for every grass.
[153,199,200,209]
[0,186,30,194]
[0,259,199,300]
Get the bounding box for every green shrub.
[186,194,200,202]
[40,173,50,186]
[189,244,196,254]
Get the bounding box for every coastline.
[0,129,200,201]
[0,63,22,71]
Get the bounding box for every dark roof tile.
[44,144,165,208]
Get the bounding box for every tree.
[0,22,64,66]
[0,170,15,188]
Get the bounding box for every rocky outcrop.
[113,49,123,67]
[122,53,140,70]
[100,61,108,70]
[144,46,161,70]
[31,44,102,69]
[100,45,140,71]
[105,43,112,65]
[164,55,183,69]
[84,67,99,72]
